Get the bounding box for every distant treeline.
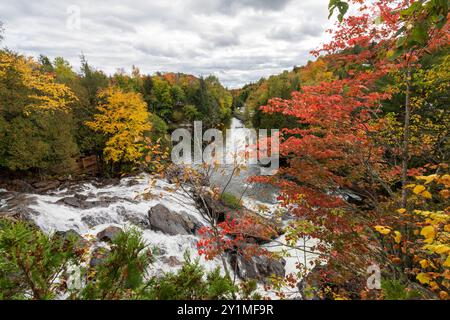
[0,49,232,176]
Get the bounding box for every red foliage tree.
[197,215,276,261]
[253,0,448,285]
[196,1,448,297]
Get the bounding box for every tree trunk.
[401,67,411,208]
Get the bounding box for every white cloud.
[0,0,332,88]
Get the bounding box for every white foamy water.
[2,171,318,298]
[25,174,225,275]
[1,118,319,298]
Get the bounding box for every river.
[0,117,317,299]
[209,117,280,204]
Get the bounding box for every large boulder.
[194,191,281,243]
[148,204,201,235]
[165,165,208,186]
[57,194,93,209]
[96,226,123,242]
[0,192,39,223]
[230,253,286,283]
[8,180,35,193]
[33,180,61,193]
[55,229,88,249]
[55,229,83,241]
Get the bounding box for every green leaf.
[328,0,349,22]
[410,23,429,45]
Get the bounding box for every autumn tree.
[0,50,78,173]
[38,55,53,73]
[71,55,111,156]
[79,54,109,106]
[237,61,335,130]
[327,0,449,207]
[204,75,233,127]
[247,0,449,298]
[111,66,143,93]
[40,56,104,158]
[150,77,173,121]
[86,86,151,172]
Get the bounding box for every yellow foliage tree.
[375,172,450,299]
[0,51,76,113]
[298,58,335,86]
[86,87,151,167]
[0,51,78,172]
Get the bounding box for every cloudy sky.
[0,0,332,88]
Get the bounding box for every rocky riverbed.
[0,172,318,298]
[0,118,319,298]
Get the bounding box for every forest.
[0,0,449,301]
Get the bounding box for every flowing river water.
[0,117,317,298]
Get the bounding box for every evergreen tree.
[150,77,173,121]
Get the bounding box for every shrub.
[183,104,201,121]
[221,192,242,210]
[143,252,237,300]
[381,280,422,300]
[79,228,150,299]
[0,220,82,299]
[0,220,256,300]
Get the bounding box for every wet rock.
[96,196,126,207]
[194,191,233,222]
[33,180,61,193]
[117,206,149,228]
[59,183,86,195]
[57,195,94,209]
[8,180,35,193]
[93,178,120,188]
[0,193,39,223]
[148,204,200,235]
[57,194,126,210]
[55,229,88,248]
[165,165,209,186]
[230,253,286,282]
[194,190,280,243]
[97,226,123,242]
[181,211,203,234]
[126,179,140,187]
[61,196,84,208]
[160,255,182,267]
[82,213,116,228]
[153,247,167,256]
[74,194,89,201]
[55,229,82,241]
[90,247,110,267]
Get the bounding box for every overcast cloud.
[0,0,332,88]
